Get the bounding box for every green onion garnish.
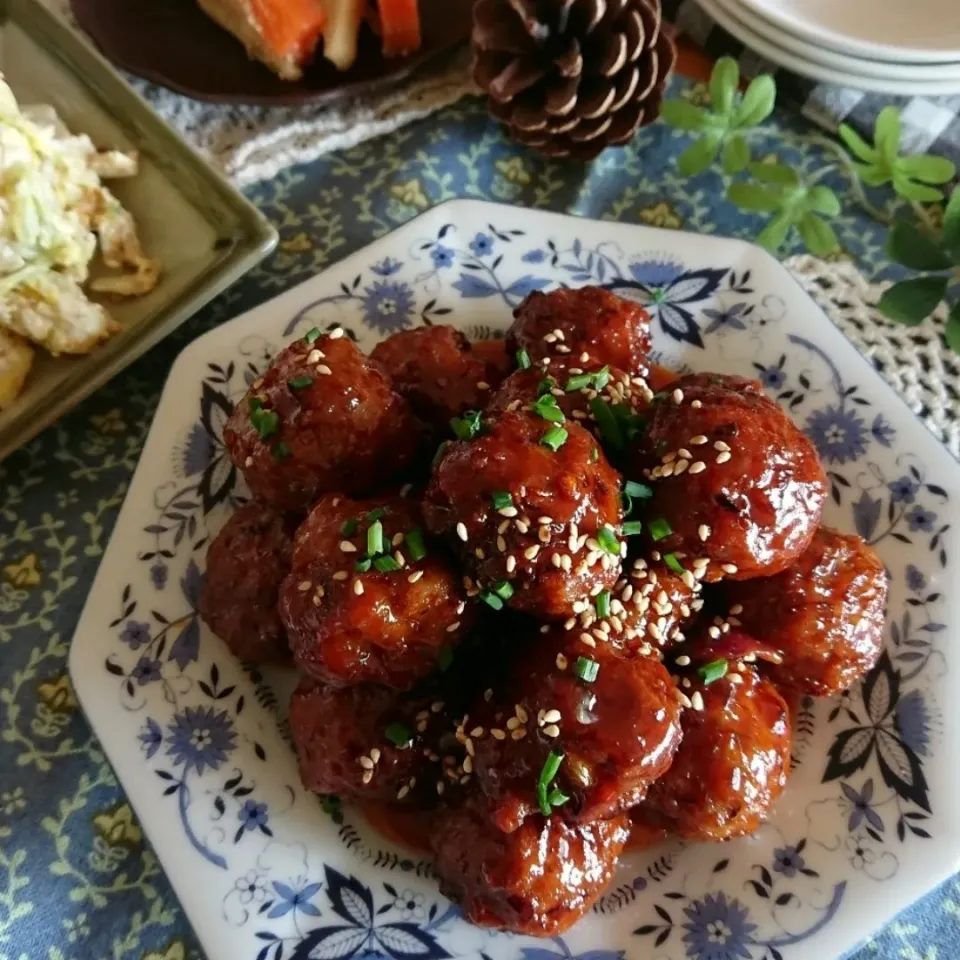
[575,656,599,683]
[366,507,386,523]
[432,440,451,467]
[354,558,372,573]
[547,787,571,808]
[596,526,619,555]
[272,441,291,461]
[516,349,532,370]
[595,590,611,618]
[492,580,514,601]
[248,396,263,413]
[593,366,610,391]
[438,645,455,671]
[250,407,279,440]
[451,410,483,441]
[537,377,556,397]
[589,397,625,451]
[405,528,426,562]
[591,447,599,462]
[663,553,685,574]
[321,794,341,816]
[540,426,568,451]
[480,591,504,611]
[385,722,414,747]
[565,366,610,394]
[624,480,654,500]
[530,394,565,423]
[491,491,513,510]
[649,518,673,542]
[373,555,401,573]
[303,327,322,345]
[699,659,729,685]
[288,376,313,391]
[537,750,565,815]
[622,520,643,536]
[341,518,358,537]
[367,520,384,557]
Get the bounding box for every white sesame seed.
[691,691,705,711]
[362,769,374,784]
[456,522,468,542]
[506,716,520,730]
[581,635,597,648]
[730,603,744,615]
[497,536,507,553]
[722,563,739,575]
[553,328,565,340]
[511,728,527,740]
[661,463,675,478]
[340,540,357,553]
[672,388,684,404]
[498,520,510,535]
[524,545,540,560]
[692,399,702,408]
[580,351,590,363]
[698,524,711,541]
[307,349,323,363]
[370,747,381,763]
[543,724,560,738]
[470,726,484,738]
[677,448,692,459]
[674,459,689,476]
[446,622,460,633]
[484,688,494,701]
[463,755,474,772]
[328,327,344,339]
[498,506,519,518]
[556,653,568,669]
[681,677,691,688]
[676,691,693,708]
[333,570,348,581]
[244,456,253,467]
[407,570,424,583]
[316,365,333,376]
[515,520,529,534]
[714,440,730,452]
[662,451,677,464]
[359,756,374,770]
[552,553,563,569]
[432,701,444,713]
[392,532,404,547]
[675,655,691,666]
[708,625,721,639]
[397,785,410,800]
[690,435,707,445]
[681,570,696,589]
[689,461,707,475]
[477,381,490,390]
[506,556,517,573]
[716,451,732,464]
[353,579,364,595]
[298,580,312,592]
[491,728,506,740]
[543,709,562,723]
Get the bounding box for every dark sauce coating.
[223,331,420,510]
[507,286,652,379]
[371,325,507,440]
[473,627,683,832]
[723,526,888,696]
[289,680,441,804]
[631,372,827,581]
[281,494,474,688]
[432,796,631,936]
[641,666,791,842]
[423,410,624,620]
[199,500,294,663]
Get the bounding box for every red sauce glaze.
[423,410,624,620]
[507,286,653,379]
[223,332,421,511]
[631,372,828,581]
[360,803,433,854]
[723,526,889,696]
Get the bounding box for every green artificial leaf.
[756,212,793,251]
[678,131,723,176]
[874,107,902,168]
[946,300,960,353]
[722,135,751,174]
[710,57,740,116]
[735,74,776,128]
[747,161,798,186]
[884,220,952,271]
[727,182,781,212]
[660,100,710,131]
[838,124,878,163]
[797,213,839,256]
[877,275,949,326]
[943,186,960,261]
[891,173,943,203]
[854,162,890,187]
[897,154,956,185]
[805,185,842,217]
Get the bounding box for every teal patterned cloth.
[1,80,958,960]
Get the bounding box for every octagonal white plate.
[70,200,960,960]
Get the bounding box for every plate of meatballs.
[70,201,960,960]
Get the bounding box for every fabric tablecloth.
[1,80,959,960]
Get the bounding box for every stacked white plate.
[695,0,960,95]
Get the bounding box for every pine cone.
[472,0,676,160]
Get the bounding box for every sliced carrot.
[249,0,326,60]
[376,0,421,58]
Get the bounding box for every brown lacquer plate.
[71,0,471,105]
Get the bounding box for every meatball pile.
[199,288,889,939]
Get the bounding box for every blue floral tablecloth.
[1,79,958,960]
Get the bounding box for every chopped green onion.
[595,590,611,618]
[593,366,610,391]
[537,377,556,396]
[405,528,426,562]
[354,559,372,573]
[699,659,729,685]
[663,553,685,574]
[596,526,619,555]
[303,327,322,344]
[624,480,654,500]
[341,518,358,537]
[432,440,451,466]
[366,508,386,523]
[248,396,263,412]
[451,410,483,440]
[516,348,532,370]
[547,787,571,808]
[367,520,384,557]
[649,518,673,542]
[438,645,455,672]
[373,555,402,573]
[385,722,414,747]
[530,394,565,423]
[480,591,504,611]
[589,397,625,451]
[612,405,647,442]
[492,580,514,601]
[537,750,565,815]
[591,447,599,462]
[250,407,279,440]
[271,441,291,461]
[288,375,313,391]
[540,426,568,451]
[622,520,643,536]
[320,794,341,816]
[491,491,513,510]
[565,373,593,392]
[575,656,599,683]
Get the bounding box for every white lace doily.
[786,255,960,461]
[43,0,476,187]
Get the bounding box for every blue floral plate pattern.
[68,200,960,960]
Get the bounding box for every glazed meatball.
[423,409,624,620]
[631,373,827,581]
[290,680,441,804]
[370,325,507,439]
[473,627,683,831]
[281,494,474,688]
[199,500,294,662]
[642,666,791,842]
[432,796,630,936]
[507,286,652,379]
[223,329,420,510]
[723,526,888,696]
